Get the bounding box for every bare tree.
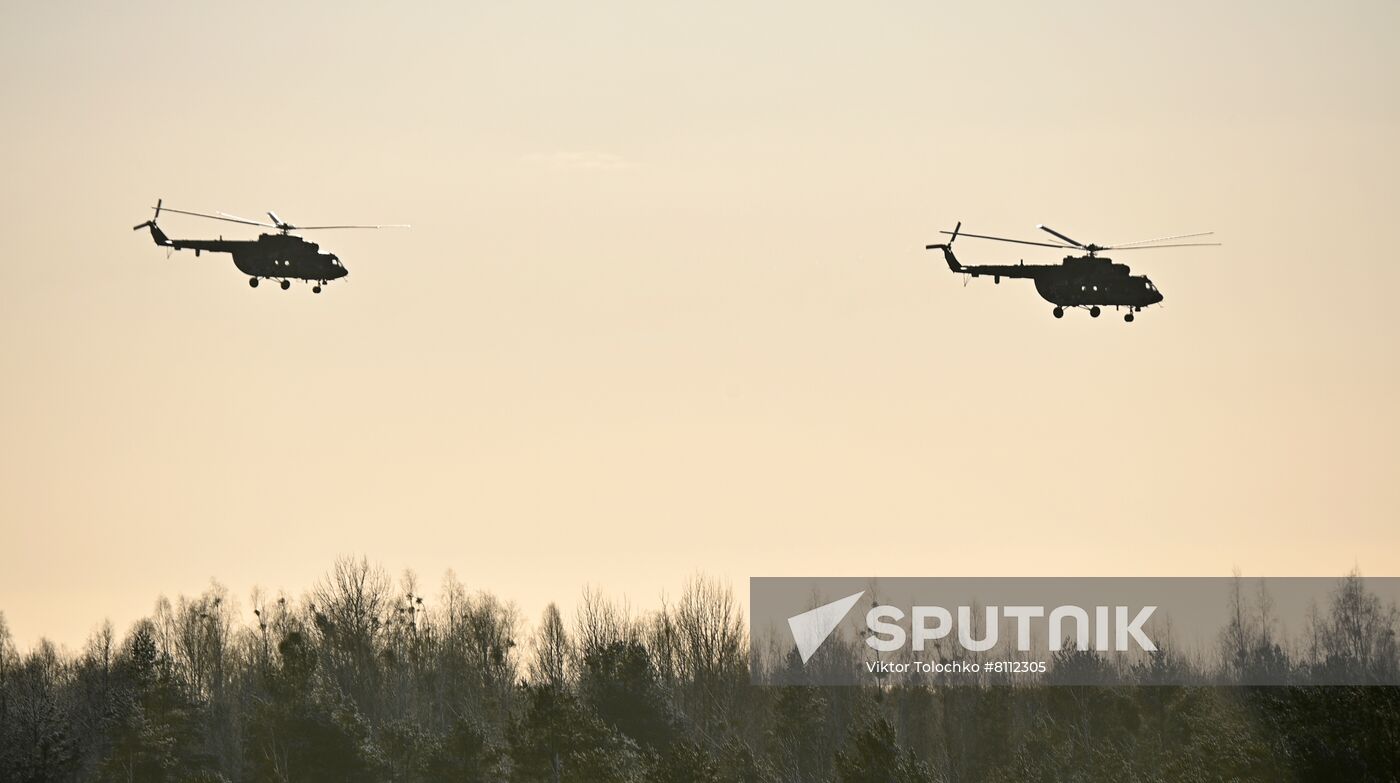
[0,613,17,743]
[311,555,393,704]
[529,603,572,689]
[1312,568,1400,680]
[154,582,235,703]
[657,574,746,731]
[576,587,637,665]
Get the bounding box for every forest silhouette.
[1,558,1397,781]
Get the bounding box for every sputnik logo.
[787,592,865,663]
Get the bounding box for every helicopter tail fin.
[132,221,171,246]
[925,243,963,272]
[925,221,963,271]
[132,199,171,246]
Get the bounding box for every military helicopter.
[133,199,408,292]
[926,223,1218,321]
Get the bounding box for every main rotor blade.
[1109,242,1222,250]
[157,207,274,227]
[1107,231,1214,249]
[1037,225,1087,249]
[217,211,278,228]
[293,224,412,230]
[939,230,1071,249]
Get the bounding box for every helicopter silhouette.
[926,223,1218,321]
[133,199,408,293]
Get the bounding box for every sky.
[2,1,1398,651]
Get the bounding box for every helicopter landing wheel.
[313,285,322,294]
[1125,312,1134,323]
[249,277,259,288]
[1089,306,1101,318]
[280,279,291,291]
[1052,307,1064,319]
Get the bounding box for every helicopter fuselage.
[140,223,348,284]
[935,248,1163,309]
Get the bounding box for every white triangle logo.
[788,591,865,664]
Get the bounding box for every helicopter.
[926,223,1219,321]
[132,199,408,292]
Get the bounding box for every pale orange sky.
[2,2,1398,650]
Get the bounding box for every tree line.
[1,558,1397,781]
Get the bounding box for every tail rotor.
[133,199,171,246]
[926,220,964,272]
[132,198,163,231]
